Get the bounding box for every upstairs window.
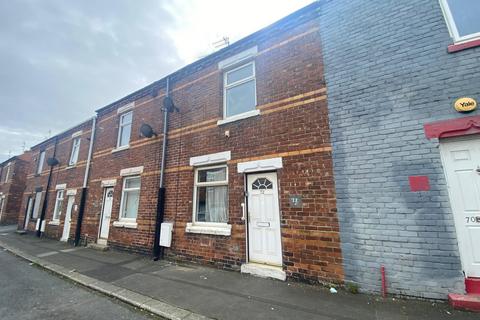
[0,163,10,183]
[223,62,257,118]
[69,137,81,166]
[441,0,480,43]
[36,151,45,175]
[4,163,10,183]
[117,111,133,148]
[52,190,64,221]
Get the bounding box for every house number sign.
[289,195,303,208]
[465,216,480,224]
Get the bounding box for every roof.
[26,1,320,150]
[0,155,17,167]
[95,1,320,114]
[29,116,94,150]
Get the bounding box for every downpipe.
[153,77,171,260]
[74,116,97,246]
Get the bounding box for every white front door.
[24,197,33,230]
[440,137,480,277]
[99,187,114,241]
[247,172,282,266]
[61,195,75,241]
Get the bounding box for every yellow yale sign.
[454,97,477,113]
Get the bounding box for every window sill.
[111,145,130,154]
[217,109,260,126]
[113,220,137,229]
[48,220,60,226]
[448,38,480,53]
[185,223,232,236]
[66,165,77,170]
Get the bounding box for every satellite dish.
[46,157,59,166]
[163,96,179,113]
[140,123,156,138]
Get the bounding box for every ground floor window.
[52,190,64,221]
[119,176,140,221]
[193,165,228,223]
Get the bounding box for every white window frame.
[116,111,133,149]
[192,165,229,225]
[222,61,258,121]
[68,137,81,166]
[0,196,5,214]
[118,175,141,222]
[2,163,10,183]
[52,190,64,222]
[440,0,480,43]
[36,151,45,175]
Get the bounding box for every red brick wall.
[15,6,344,284]
[78,15,343,284]
[19,120,92,240]
[0,155,30,225]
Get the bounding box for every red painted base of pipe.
[381,265,387,298]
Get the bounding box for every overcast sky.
[0,0,313,163]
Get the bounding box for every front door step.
[241,263,286,281]
[449,293,480,312]
[87,243,109,251]
[466,277,480,294]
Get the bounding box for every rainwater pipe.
[74,115,97,246]
[381,265,387,298]
[36,137,59,237]
[153,77,171,260]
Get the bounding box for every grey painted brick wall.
[318,0,480,299]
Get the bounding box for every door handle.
[241,203,246,221]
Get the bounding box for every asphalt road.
[0,249,158,320]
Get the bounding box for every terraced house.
[17,2,344,285]
[20,119,95,241]
[0,154,30,225]
[318,0,480,305]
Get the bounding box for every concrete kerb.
[0,240,213,320]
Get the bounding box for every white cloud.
[0,0,314,162]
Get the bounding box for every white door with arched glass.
[247,172,282,266]
[99,187,114,242]
[61,195,75,242]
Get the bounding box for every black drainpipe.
[74,116,97,246]
[153,77,171,260]
[36,137,59,237]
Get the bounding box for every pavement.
[0,246,158,320]
[0,225,477,320]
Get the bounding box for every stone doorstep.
[448,293,480,313]
[241,262,286,281]
[466,278,480,295]
[0,240,212,320]
[87,242,110,251]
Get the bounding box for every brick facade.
[0,154,30,225]
[318,0,480,298]
[20,119,93,240]
[16,2,344,285]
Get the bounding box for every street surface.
[0,249,158,320]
